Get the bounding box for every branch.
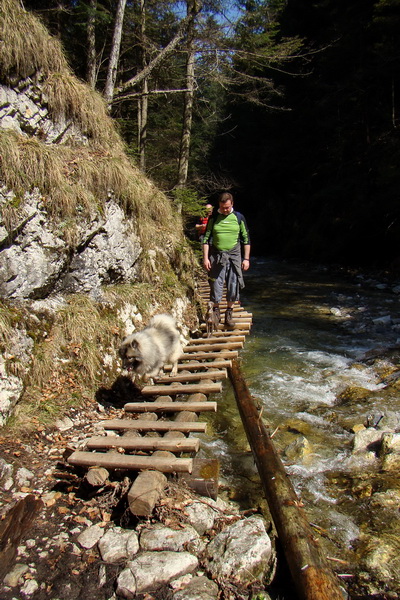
[112,88,190,104]
[114,3,201,97]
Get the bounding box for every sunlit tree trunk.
[176,0,197,188]
[86,0,97,88]
[138,0,148,171]
[104,0,127,107]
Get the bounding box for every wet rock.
[139,523,203,553]
[380,432,400,455]
[283,435,313,463]
[352,428,382,455]
[172,574,219,600]
[116,551,198,598]
[76,524,104,549]
[206,516,273,585]
[368,489,400,510]
[98,526,139,563]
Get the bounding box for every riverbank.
[0,394,277,600]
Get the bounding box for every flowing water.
[200,259,400,598]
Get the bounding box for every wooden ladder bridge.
[66,280,345,600]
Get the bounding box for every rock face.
[0,187,141,299]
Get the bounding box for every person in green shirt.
[202,192,251,327]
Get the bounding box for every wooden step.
[179,350,238,361]
[163,359,232,371]
[99,419,207,433]
[199,323,250,332]
[67,451,193,473]
[86,436,200,453]
[190,336,245,344]
[184,341,243,353]
[124,401,217,413]
[141,382,222,396]
[156,369,227,383]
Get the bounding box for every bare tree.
[137,0,148,171]
[176,0,199,187]
[104,0,127,106]
[86,0,97,88]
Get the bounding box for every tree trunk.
[228,359,345,600]
[86,0,97,88]
[177,0,196,188]
[138,0,148,171]
[104,0,127,107]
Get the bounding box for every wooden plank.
[124,401,217,413]
[156,369,227,383]
[228,359,344,600]
[141,382,222,395]
[189,336,245,344]
[199,323,250,332]
[184,341,243,352]
[179,350,238,361]
[99,419,207,432]
[67,451,193,473]
[86,436,200,452]
[163,359,232,371]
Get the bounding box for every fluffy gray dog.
[119,314,182,381]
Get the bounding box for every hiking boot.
[225,308,234,327]
[213,306,221,322]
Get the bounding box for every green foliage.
[172,187,207,218]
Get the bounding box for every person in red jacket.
[195,204,213,242]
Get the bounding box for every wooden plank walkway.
[67,281,253,479]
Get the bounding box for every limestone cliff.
[0,0,199,426]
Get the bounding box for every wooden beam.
[124,401,217,413]
[179,350,239,361]
[141,382,222,396]
[67,450,192,473]
[188,336,245,344]
[228,359,344,600]
[99,419,207,433]
[156,370,227,383]
[163,359,232,371]
[86,436,200,452]
[184,341,243,352]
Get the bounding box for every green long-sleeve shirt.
[203,211,250,252]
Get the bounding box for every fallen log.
[228,359,345,600]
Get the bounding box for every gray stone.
[172,575,219,600]
[3,563,30,587]
[184,500,218,535]
[206,516,273,585]
[77,524,104,549]
[139,523,201,552]
[98,527,139,563]
[116,551,198,597]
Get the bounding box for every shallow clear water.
[200,258,400,575]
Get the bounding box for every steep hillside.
[0,0,199,427]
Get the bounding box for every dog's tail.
[149,314,177,330]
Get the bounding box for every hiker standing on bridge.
[202,192,251,327]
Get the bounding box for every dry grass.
[0,131,180,251]
[0,0,68,79]
[0,1,185,257]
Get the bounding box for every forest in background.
[23,0,400,268]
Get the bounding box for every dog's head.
[119,336,143,372]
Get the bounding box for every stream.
[200,259,400,599]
